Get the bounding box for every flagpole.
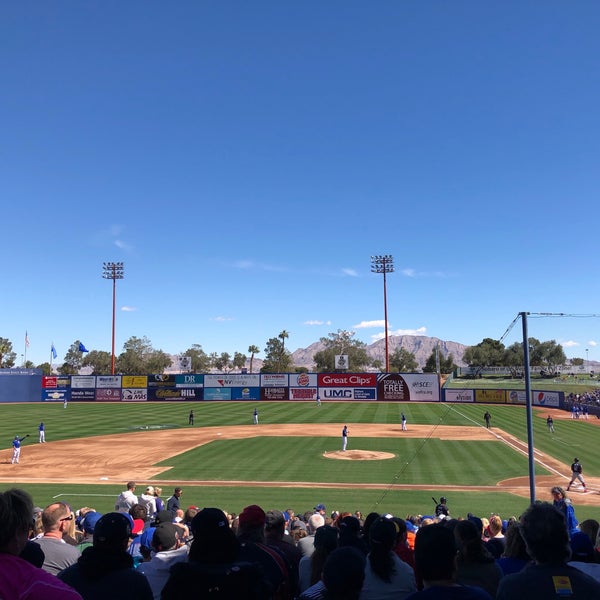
[24,331,28,367]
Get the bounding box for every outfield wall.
[0,371,441,403]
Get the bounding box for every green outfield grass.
[1,401,599,521]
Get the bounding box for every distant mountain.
[290,335,468,371]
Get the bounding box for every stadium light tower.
[102,262,124,375]
[371,255,394,372]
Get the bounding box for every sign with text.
[204,374,260,387]
[71,376,96,389]
[122,388,148,402]
[96,388,122,401]
[444,389,475,403]
[175,374,204,388]
[122,376,148,388]
[377,373,440,401]
[96,375,121,388]
[318,373,377,387]
[289,387,318,400]
[260,374,289,387]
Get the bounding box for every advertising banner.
[122,376,148,388]
[122,388,148,401]
[533,391,560,407]
[231,387,260,400]
[96,388,122,401]
[261,387,287,401]
[204,374,260,387]
[377,373,440,401]
[175,374,204,388]
[204,388,232,401]
[318,373,377,387]
[289,387,318,401]
[444,389,475,403]
[148,375,176,387]
[96,375,121,388]
[261,374,289,387]
[321,387,375,400]
[475,389,506,404]
[71,389,96,401]
[42,389,70,402]
[147,387,202,401]
[42,376,70,389]
[291,373,318,387]
[71,376,96,389]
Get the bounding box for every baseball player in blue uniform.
[39,422,46,443]
[11,435,28,464]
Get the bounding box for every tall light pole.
[586,348,589,373]
[102,262,124,375]
[371,255,394,372]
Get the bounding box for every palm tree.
[248,345,260,373]
[278,330,290,352]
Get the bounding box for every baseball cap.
[139,527,156,549]
[154,510,174,525]
[94,513,132,546]
[315,503,326,512]
[145,486,155,494]
[339,516,361,533]
[152,523,180,550]
[315,525,339,551]
[239,504,266,529]
[191,508,230,537]
[81,511,103,534]
[369,517,398,547]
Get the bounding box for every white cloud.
[341,268,358,277]
[304,320,332,326]
[121,306,137,312]
[114,239,132,251]
[353,320,386,329]
[232,260,287,272]
[562,340,579,348]
[401,268,416,277]
[211,316,234,322]
[588,341,597,347]
[371,326,427,341]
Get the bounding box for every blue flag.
[51,344,57,359]
[79,342,89,353]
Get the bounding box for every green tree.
[248,345,260,373]
[82,350,113,375]
[529,338,566,376]
[183,344,212,373]
[146,349,172,374]
[116,336,153,375]
[233,351,247,371]
[261,337,294,373]
[502,342,525,378]
[62,340,88,374]
[279,330,290,352]
[389,347,418,373]
[213,352,232,372]
[312,329,370,372]
[0,337,17,368]
[463,338,506,377]
[571,357,584,366]
[423,349,458,374]
[37,362,52,376]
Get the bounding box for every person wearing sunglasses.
[33,503,81,575]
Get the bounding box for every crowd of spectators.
[3,484,600,599]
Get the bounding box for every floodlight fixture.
[102,262,125,374]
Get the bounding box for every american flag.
[25,331,30,348]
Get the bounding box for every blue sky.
[3,2,600,366]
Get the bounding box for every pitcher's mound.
[324,450,395,460]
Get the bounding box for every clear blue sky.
[3,2,600,366]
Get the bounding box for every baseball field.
[1,401,599,522]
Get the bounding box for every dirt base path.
[1,409,598,506]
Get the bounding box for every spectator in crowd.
[34,502,81,575]
[300,546,366,600]
[136,523,189,599]
[496,521,531,576]
[338,515,368,555]
[298,525,338,593]
[551,486,580,537]
[298,513,325,558]
[58,512,153,600]
[138,487,157,519]
[77,512,102,552]
[161,507,268,599]
[360,516,416,599]
[454,518,503,598]
[407,523,492,599]
[166,487,183,516]
[391,517,416,573]
[0,488,83,600]
[265,509,302,596]
[153,487,165,513]
[578,519,599,551]
[485,514,506,559]
[497,502,600,599]
[115,482,138,514]
[237,504,293,598]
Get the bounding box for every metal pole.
[383,268,389,372]
[111,272,117,375]
[521,311,536,504]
